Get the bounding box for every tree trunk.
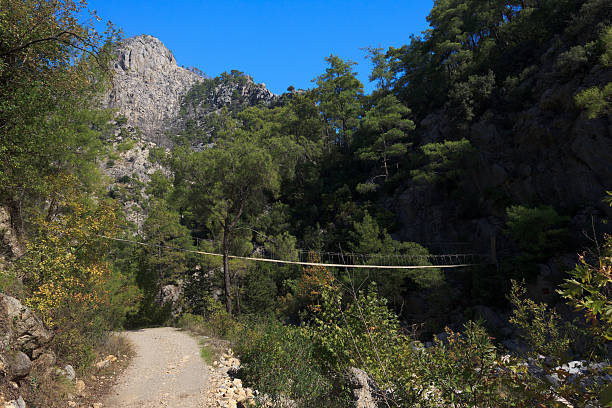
[235,274,241,316]
[223,226,232,316]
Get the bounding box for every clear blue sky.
[87,1,434,95]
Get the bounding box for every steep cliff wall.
[103,35,201,145]
[104,35,276,147]
[388,46,612,252]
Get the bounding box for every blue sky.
[87,1,434,95]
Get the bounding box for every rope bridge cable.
[98,235,482,269]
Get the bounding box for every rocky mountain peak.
[104,35,277,147]
[104,35,201,145]
[115,35,178,73]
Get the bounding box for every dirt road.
[104,327,209,408]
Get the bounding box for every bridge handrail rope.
[99,235,482,269]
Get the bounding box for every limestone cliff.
[103,35,201,145]
[104,35,276,146]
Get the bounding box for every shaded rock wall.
[390,56,612,253]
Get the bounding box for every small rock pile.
[205,349,256,408]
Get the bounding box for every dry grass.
[15,332,135,408]
[96,332,134,362]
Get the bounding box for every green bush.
[178,298,238,338]
[241,265,278,315]
[309,283,408,383]
[559,236,612,342]
[504,205,569,258]
[234,317,345,407]
[177,312,205,331]
[116,138,136,153]
[555,45,589,77]
[575,82,612,119]
[508,280,573,363]
[411,139,476,186]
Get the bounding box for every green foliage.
[349,212,442,305]
[146,170,173,200]
[504,205,570,257]
[575,82,612,119]
[410,322,531,408]
[447,71,496,122]
[555,45,589,77]
[199,341,215,364]
[172,131,282,315]
[126,200,194,328]
[309,282,408,386]
[0,268,24,298]
[177,312,205,331]
[508,281,572,363]
[411,139,476,185]
[241,265,278,315]
[234,318,344,407]
[116,138,137,153]
[179,298,239,339]
[314,55,363,149]
[356,94,414,186]
[14,186,139,367]
[0,0,118,230]
[601,25,612,66]
[558,236,612,341]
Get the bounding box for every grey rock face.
[0,294,53,357]
[389,62,612,252]
[6,351,31,380]
[156,284,182,318]
[104,35,201,145]
[0,207,24,268]
[345,367,387,408]
[100,139,170,230]
[0,293,54,381]
[104,34,277,147]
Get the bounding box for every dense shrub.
[234,317,346,407]
[178,298,238,338]
[504,205,570,258]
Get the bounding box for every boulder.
[63,365,76,381]
[0,293,54,383]
[3,396,26,408]
[0,294,53,358]
[75,379,85,395]
[345,367,388,408]
[6,351,31,380]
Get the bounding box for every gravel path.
[104,327,209,408]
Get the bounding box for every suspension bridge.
[101,235,491,269]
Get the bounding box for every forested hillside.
[1,0,611,407]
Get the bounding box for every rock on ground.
[0,293,54,381]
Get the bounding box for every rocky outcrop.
[156,284,182,318]
[345,367,388,408]
[101,138,170,230]
[104,35,201,145]
[0,294,54,381]
[0,208,23,269]
[174,72,277,147]
[104,35,276,148]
